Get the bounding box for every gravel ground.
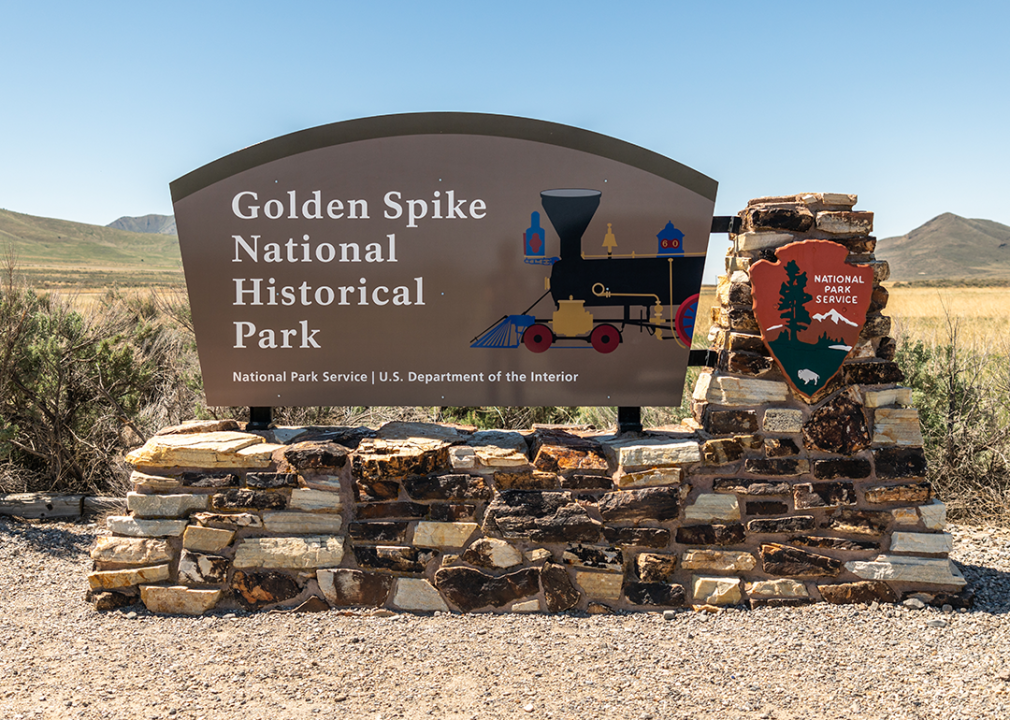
[1,519,1009,720]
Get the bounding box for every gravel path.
[1,518,1009,720]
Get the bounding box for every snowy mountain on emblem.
[812,309,858,327]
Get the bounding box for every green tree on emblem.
[777,259,812,342]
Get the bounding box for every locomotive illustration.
[471,188,706,353]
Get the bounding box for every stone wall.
[86,194,970,616]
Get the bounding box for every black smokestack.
[540,189,601,260]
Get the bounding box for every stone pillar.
[690,193,966,605]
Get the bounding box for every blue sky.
[2,1,1007,282]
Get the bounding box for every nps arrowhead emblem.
[750,240,874,400]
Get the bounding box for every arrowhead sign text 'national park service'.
[750,240,873,399]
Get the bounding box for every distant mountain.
[0,208,183,288]
[876,213,1010,282]
[107,213,177,235]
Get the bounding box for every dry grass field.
[883,285,1010,350]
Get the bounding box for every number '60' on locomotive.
[471,189,705,354]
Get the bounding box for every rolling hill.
[107,213,177,235]
[876,213,1010,282]
[0,208,183,288]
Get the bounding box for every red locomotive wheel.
[523,324,554,353]
[590,324,621,354]
[675,293,700,346]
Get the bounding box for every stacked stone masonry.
[87,194,968,616]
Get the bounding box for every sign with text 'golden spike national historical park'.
[750,240,873,400]
[170,113,716,407]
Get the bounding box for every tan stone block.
[511,599,541,613]
[844,555,965,586]
[735,232,795,252]
[105,515,188,538]
[863,387,913,408]
[125,431,266,469]
[525,548,552,563]
[873,408,923,446]
[412,521,479,549]
[684,493,740,522]
[130,471,181,492]
[88,563,171,590]
[692,575,742,605]
[745,578,809,598]
[472,446,530,468]
[127,492,209,518]
[235,442,285,467]
[891,507,920,526]
[391,578,448,611]
[183,525,235,553]
[140,585,223,615]
[90,537,174,565]
[233,536,345,569]
[604,440,701,470]
[890,532,953,555]
[763,409,804,433]
[261,511,344,534]
[616,468,683,489]
[574,570,624,602]
[702,375,790,406]
[288,488,343,513]
[682,549,756,572]
[450,446,477,470]
[919,500,947,530]
[816,211,873,234]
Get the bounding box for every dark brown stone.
[713,478,791,496]
[876,336,897,361]
[724,307,760,332]
[90,591,137,611]
[541,562,580,612]
[460,538,523,570]
[721,351,773,376]
[355,502,429,520]
[289,426,375,449]
[760,543,842,577]
[482,490,602,543]
[802,393,871,454]
[528,428,601,457]
[434,567,540,612]
[178,550,230,585]
[764,438,799,457]
[905,589,974,609]
[533,445,609,475]
[291,596,331,613]
[353,546,436,574]
[833,235,877,254]
[812,458,872,479]
[635,553,677,582]
[624,582,686,607]
[819,581,896,605]
[843,361,904,385]
[494,469,558,490]
[603,526,671,548]
[283,441,349,471]
[746,206,814,232]
[231,570,301,609]
[702,439,744,465]
[676,523,746,546]
[749,597,814,609]
[402,473,491,502]
[745,500,788,516]
[870,285,889,313]
[864,482,932,504]
[321,569,393,606]
[747,516,816,534]
[210,489,287,511]
[428,504,476,522]
[705,409,759,435]
[788,535,879,551]
[354,477,401,502]
[873,447,927,479]
[563,545,622,570]
[598,486,683,523]
[347,522,409,543]
[180,472,238,489]
[245,472,299,489]
[820,508,891,535]
[724,282,753,305]
[793,481,857,509]
[744,458,808,476]
[859,315,893,341]
[561,474,615,491]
